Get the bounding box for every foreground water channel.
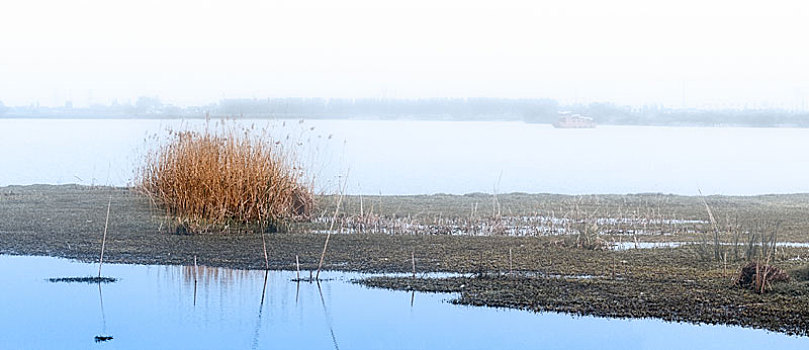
[1,255,806,349]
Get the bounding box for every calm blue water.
[2,119,809,195]
[0,255,806,349]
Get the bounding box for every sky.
[1,0,809,109]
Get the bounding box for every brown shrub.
[137,123,313,233]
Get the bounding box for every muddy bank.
[2,184,809,337]
[0,185,674,273]
[0,184,725,272]
[360,272,809,337]
[0,185,650,273]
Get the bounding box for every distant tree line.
[3,97,809,127]
[216,98,809,127]
[217,97,558,121]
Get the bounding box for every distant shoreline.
[3,114,809,129]
[2,97,807,127]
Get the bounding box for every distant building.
[553,112,596,128]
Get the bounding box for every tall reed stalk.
[98,195,111,278]
[316,178,347,280]
[698,189,722,262]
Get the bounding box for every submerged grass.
[47,277,117,284]
[137,121,314,233]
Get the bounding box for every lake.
[2,118,809,195]
[1,255,806,349]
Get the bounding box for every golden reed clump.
[137,123,313,233]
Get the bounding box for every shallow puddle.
[612,241,687,250]
[612,241,809,250]
[0,255,806,349]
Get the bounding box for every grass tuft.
[137,121,313,233]
[737,261,790,293]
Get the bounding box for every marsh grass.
[737,261,790,293]
[137,121,313,233]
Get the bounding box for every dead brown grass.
[737,261,790,293]
[137,122,313,233]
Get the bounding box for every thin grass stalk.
[509,248,513,275]
[296,255,301,281]
[194,256,198,283]
[98,195,112,278]
[411,250,416,278]
[698,189,722,261]
[261,233,269,270]
[316,176,348,280]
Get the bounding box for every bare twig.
[316,172,348,280]
[411,250,416,278]
[98,195,112,278]
[261,233,269,270]
[509,248,513,275]
[296,255,301,281]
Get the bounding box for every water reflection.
[95,283,113,343]
[179,264,256,287]
[1,255,807,349]
[317,281,341,350]
[250,271,268,350]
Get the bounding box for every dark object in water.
[47,276,117,284]
[94,336,113,342]
[736,262,790,292]
[291,277,333,283]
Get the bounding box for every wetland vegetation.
[2,184,809,337]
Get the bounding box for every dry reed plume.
[138,122,313,233]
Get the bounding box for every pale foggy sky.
[1,0,809,109]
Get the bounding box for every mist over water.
[2,118,808,195]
